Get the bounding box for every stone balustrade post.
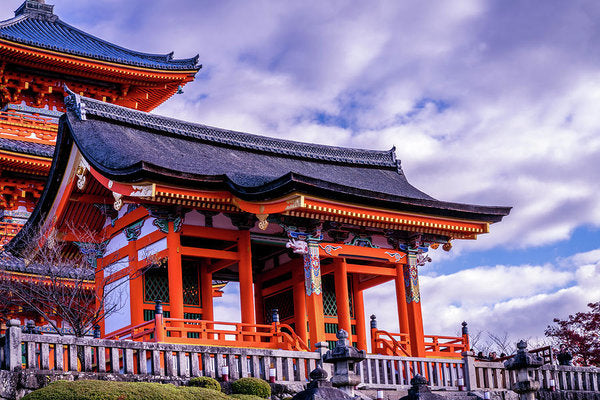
[5,319,22,371]
[462,350,477,391]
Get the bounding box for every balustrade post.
[154,300,165,342]
[462,351,477,391]
[5,319,22,371]
[461,321,470,351]
[370,315,378,353]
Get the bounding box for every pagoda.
[7,91,510,356]
[0,0,201,246]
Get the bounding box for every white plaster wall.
[372,234,393,249]
[138,237,167,261]
[104,256,129,279]
[104,276,131,334]
[138,217,156,238]
[184,210,205,226]
[104,231,128,259]
[213,213,238,230]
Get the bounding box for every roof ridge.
[0,6,201,71]
[64,91,398,168]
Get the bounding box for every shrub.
[231,378,271,399]
[229,395,265,400]
[189,376,221,391]
[22,380,230,400]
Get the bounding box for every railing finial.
[370,314,377,330]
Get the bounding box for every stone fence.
[2,320,599,395]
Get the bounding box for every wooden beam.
[180,225,240,241]
[357,275,395,291]
[346,264,397,277]
[180,246,239,261]
[207,259,237,274]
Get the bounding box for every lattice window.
[144,266,169,303]
[321,274,354,317]
[264,289,294,323]
[143,309,171,321]
[182,264,200,306]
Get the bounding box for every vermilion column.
[293,264,308,344]
[128,240,143,327]
[394,264,410,337]
[254,277,265,324]
[334,258,352,335]
[404,253,426,357]
[167,221,184,335]
[200,262,214,322]
[237,230,255,325]
[352,274,367,351]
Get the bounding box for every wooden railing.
[0,221,22,246]
[371,329,410,357]
[104,317,309,352]
[423,334,468,358]
[372,330,468,358]
[496,345,554,364]
[0,110,58,143]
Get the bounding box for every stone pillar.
[504,340,543,400]
[5,319,22,371]
[462,351,477,391]
[323,330,366,397]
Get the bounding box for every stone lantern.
[323,329,366,397]
[504,340,543,400]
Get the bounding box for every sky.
[4,0,600,348]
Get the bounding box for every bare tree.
[487,331,516,355]
[0,221,138,337]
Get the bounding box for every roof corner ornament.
[113,192,123,211]
[75,157,90,191]
[256,213,269,230]
[63,85,86,121]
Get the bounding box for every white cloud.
[364,249,600,343]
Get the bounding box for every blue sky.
[4,0,600,347]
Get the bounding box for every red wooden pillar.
[167,221,184,335]
[128,240,143,327]
[254,277,265,324]
[200,262,214,322]
[293,262,308,344]
[394,264,410,338]
[404,253,425,357]
[352,274,367,351]
[334,258,352,335]
[237,230,255,325]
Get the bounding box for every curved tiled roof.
[0,137,54,158]
[60,92,511,222]
[0,0,200,71]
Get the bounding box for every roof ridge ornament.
[63,85,86,121]
[14,0,56,21]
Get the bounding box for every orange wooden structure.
[2,1,511,357]
[5,89,510,356]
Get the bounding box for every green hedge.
[188,377,221,391]
[229,395,265,400]
[22,380,231,400]
[231,378,271,399]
